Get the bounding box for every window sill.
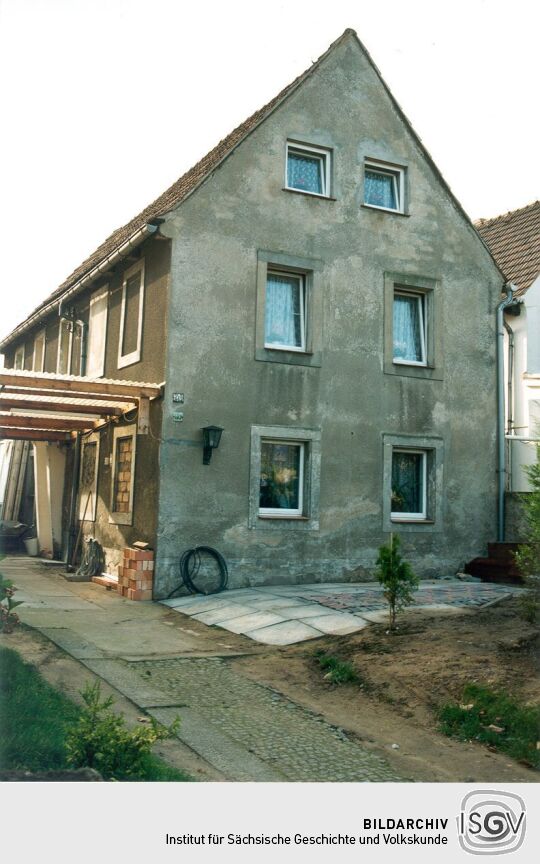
[391,518,434,525]
[258,514,310,521]
[255,347,321,368]
[393,360,431,368]
[362,204,409,216]
[283,187,336,201]
[264,344,311,354]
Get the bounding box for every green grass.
[439,683,540,769]
[0,646,190,780]
[314,650,358,684]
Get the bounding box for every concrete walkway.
[2,556,401,782]
[162,579,521,645]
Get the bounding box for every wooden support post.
[137,396,149,435]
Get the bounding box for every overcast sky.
[0,0,539,342]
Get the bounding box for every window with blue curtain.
[391,451,424,515]
[287,150,324,194]
[393,292,425,363]
[364,168,398,209]
[265,273,304,349]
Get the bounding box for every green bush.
[514,444,540,624]
[439,683,540,769]
[66,681,180,781]
[314,650,358,684]
[375,534,418,630]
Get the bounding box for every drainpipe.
[503,319,515,492]
[496,283,516,541]
[65,432,81,571]
[75,319,88,376]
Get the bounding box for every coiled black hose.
[168,546,228,597]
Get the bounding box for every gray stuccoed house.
[0,29,504,598]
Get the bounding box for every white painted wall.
[506,274,540,491]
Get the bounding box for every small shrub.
[0,571,23,633]
[314,651,358,685]
[66,681,180,781]
[514,444,540,624]
[439,683,540,769]
[375,534,418,630]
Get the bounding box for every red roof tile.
[475,201,540,296]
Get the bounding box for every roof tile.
[475,201,540,296]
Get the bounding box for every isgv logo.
[458,790,526,855]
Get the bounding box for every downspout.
[65,432,81,571]
[496,284,516,541]
[503,319,514,493]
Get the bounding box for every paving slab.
[190,604,256,625]
[217,611,286,634]
[37,627,106,660]
[276,603,337,619]
[247,620,324,645]
[305,613,369,635]
[161,596,230,613]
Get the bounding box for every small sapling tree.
[375,534,418,630]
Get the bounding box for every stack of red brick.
[117,547,154,600]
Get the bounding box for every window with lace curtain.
[383,271,442,381]
[264,271,306,352]
[393,290,426,365]
[364,159,405,213]
[285,141,331,197]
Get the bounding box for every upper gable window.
[13,345,25,370]
[364,159,405,213]
[33,330,46,372]
[286,142,330,197]
[118,260,145,370]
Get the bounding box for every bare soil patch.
[233,600,540,782]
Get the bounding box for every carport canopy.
[0,369,163,440]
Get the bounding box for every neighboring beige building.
[1,30,505,595]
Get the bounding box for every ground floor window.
[259,440,304,515]
[391,449,427,520]
[249,424,321,530]
[382,433,444,532]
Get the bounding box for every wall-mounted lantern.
[202,425,224,465]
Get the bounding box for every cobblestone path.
[131,657,400,782]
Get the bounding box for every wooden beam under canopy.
[0,397,121,416]
[0,414,94,431]
[0,386,138,404]
[0,428,72,442]
[0,370,161,399]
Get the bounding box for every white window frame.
[285,141,331,198]
[56,319,73,375]
[264,270,307,353]
[393,289,427,367]
[118,260,145,370]
[87,286,109,378]
[109,424,137,526]
[391,448,427,522]
[32,330,46,372]
[259,439,305,517]
[13,345,25,370]
[364,159,405,213]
